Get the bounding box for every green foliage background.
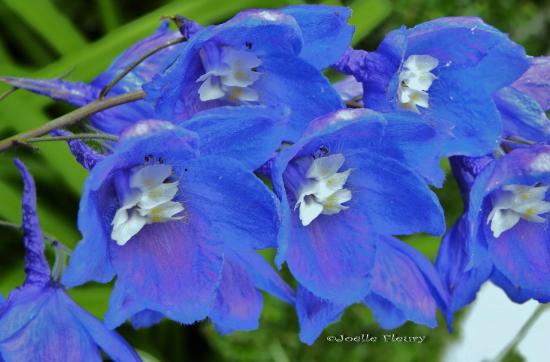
[0,0,547,361]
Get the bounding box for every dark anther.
[319,145,329,155]
[245,41,252,49]
[52,240,59,247]
[144,154,153,162]
[158,157,164,164]
[184,168,188,172]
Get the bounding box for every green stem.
[0,86,17,102]
[26,133,118,144]
[99,37,186,99]
[492,304,549,362]
[0,90,145,152]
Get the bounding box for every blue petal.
[281,5,353,70]
[302,109,444,186]
[230,249,294,304]
[344,151,445,236]
[365,235,448,329]
[209,251,263,334]
[104,217,224,328]
[182,105,287,170]
[485,216,550,299]
[285,205,376,304]
[254,56,343,141]
[0,77,96,107]
[296,285,347,345]
[422,67,503,156]
[173,156,280,251]
[0,287,139,361]
[512,56,550,111]
[435,216,492,326]
[130,310,164,329]
[491,268,550,303]
[495,87,550,143]
[13,160,50,285]
[63,292,141,361]
[407,17,528,94]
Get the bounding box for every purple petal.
[50,130,105,170]
[512,56,550,110]
[104,217,224,328]
[296,285,347,345]
[210,252,263,334]
[13,159,50,285]
[365,236,447,329]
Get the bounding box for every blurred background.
[0,0,548,361]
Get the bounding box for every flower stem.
[0,90,144,153]
[26,133,118,144]
[99,36,186,99]
[492,304,549,362]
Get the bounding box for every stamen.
[397,55,438,113]
[487,184,550,237]
[295,153,352,226]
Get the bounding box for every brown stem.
[0,90,145,153]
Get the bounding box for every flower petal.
[365,236,447,329]
[174,156,280,251]
[209,252,263,334]
[182,105,287,170]
[285,205,376,304]
[13,160,50,285]
[512,56,550,110]
[295,285,347,345]
[281,5,353,69]
[253,56,343,141]
[344,151,445,236]
[104,218,224,328]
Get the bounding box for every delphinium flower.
[270,109,449,344]
[61,117,294,333]
[334,17,530,158]
[436,56,550,323]
[0,160,140,362]
[144,5,352,141]
[437,146,550,324]
[0,5,351,141]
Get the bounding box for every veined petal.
[296,286,347,345]
[13,160,51,285]
[209,253,263,335]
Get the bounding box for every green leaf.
[349,0,392,44]
[3,0,87,56]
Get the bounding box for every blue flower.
[0,160,140,362]
[145,6,348,141]
[334,17,529,157]
[1,5,351,141]
[437,146,550,325]
[270,109,448,343]
[61,115,294,332]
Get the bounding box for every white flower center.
[487,184,550,238]
[111,164,185,246]
[295,153,352,226]
[397,55,438,113]
[197,46,262,102]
